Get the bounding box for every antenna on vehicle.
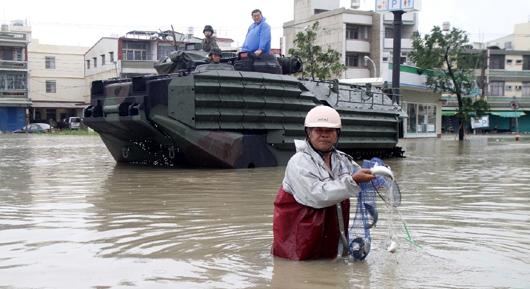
[171,25,179,50]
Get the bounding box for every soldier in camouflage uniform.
[202,25,219,53]
[209,47,222,64]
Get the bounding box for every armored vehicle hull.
[84,52,404,168]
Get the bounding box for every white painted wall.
[28,39,89,103]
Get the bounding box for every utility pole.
[391,10,404,106]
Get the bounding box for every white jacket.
[282,139,362,209]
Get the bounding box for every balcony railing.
[346,39,370,53]
[0,61,27,70]
[0,32,27,41]
[0,90,28,98]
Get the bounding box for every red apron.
[271,186,350,261]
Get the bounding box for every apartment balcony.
[0,32,29,46]
[0,60,28,71]
[1,90,28,98]
[345,68,370,79]
[383,38,413,50]
[346,39,370,53]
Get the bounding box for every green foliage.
[52,129,98,136]
[288,21,347,80]
[457,97,491,124]
[409,26,488,140]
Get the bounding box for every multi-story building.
[27,39,89,126]
[84,30,234,101]
[283,0,442,138]
[0,21,31,132]
[442,22,530,133]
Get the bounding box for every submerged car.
[13,123,52,133]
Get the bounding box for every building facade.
[84,30,234,100]
[283,0,441,137]
[27,39,89,126]
[442,22,530,133]
[0,21,31,132]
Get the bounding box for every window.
[506,59,513,64]
[101,54,106,65]
[45,56,55,69]
[385,27,393,39]
[109,51,114,63]
[93,57,97,68]
[523,56,530,70]
[122,41,150,60]
[489,55,505,69]
[314,9,328,14]
[86,60,90,69]
[346,53,360,67]
[487,81,504,96]
[407,104,417,133]
[158,45,175,59]
[522,82,530,96]
[1,48,14,60]
[346,25,369,40]
[14,48,23,61]
[407,103,437,134]
[46,81,56,93]
[0,73,26,90]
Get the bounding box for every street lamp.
[364,55,376,78]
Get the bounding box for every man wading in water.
[272,106,375,260]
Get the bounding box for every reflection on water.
[0,134,529,288]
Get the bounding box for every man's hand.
[352,168,376,184]
[255,49,262,56]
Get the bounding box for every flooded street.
[1,134,530,288]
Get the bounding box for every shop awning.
[442,111,457,116]
[31,102,86,109]
[0,98,33,107]
[489,111,526,118]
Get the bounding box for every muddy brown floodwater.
[1,133,529,288]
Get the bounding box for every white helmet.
[304,106,341,128]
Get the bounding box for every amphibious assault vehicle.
[84,50,405,168]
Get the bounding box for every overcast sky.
[2,0,529,48]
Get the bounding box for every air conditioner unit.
[515,85,522,90]
[506,85,513,90]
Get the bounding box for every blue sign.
[375,0,422,13]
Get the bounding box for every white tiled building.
[283,0,441,138]
[28,39,89,124]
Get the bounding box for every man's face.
[307,127,338,152]
[252,12,262,24]
[204,30,212,37]
[210,54,221,63]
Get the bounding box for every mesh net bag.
[348,157,387,260]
